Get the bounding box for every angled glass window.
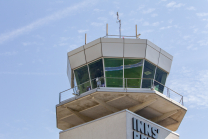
[104,58,123,87]
[154,67,167,93]
[142,60,156,88]
[74,65,90,94]
[88,59,104,89]
[124,59,143,88]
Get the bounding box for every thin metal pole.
[106,23,108,36]
[119,20,121,38]
[136,24,137,38]
[182,96,184,105]
[126,78,128,88]
[123,58,124,88]
[102,58,106,87]
[59,93,61,103]
[85,33,87,44]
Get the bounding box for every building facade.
[56,37,187,139]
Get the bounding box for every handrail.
[102,35,137,38]
[59,77,184,106]
[153,79,183,97]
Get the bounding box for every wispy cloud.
[142,8,155,14]
[151,13,158,17]
[109,11,117,18]
[196,13,208,17]
[186,44,198,50]
[141,29,154,34]
[93,8,104,12]
[166,1,185,8]
[169,68,208,108]
[0,51,18,56]
[0,0,96,44]
[198,39,208,46]
[143,22,149,26]
[183,35,191,40]
[143,21,160,26]
[168,19,173,24]
[91,22,104,26]
[186,6,196,10]
[160,26,172,30]
[67,44,78,52]
[22,42,43,46]
[152,22,160,26]
[0,72,64,75]
[98,17,108,22]
[59,36,72,41]
[78,29,89,33]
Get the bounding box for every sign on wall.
[132,118,159,139]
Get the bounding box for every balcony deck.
[56,87,187,131]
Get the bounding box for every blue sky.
[0,0,208,138]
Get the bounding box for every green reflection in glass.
[77,81,91,94]
[104,58,123,87]
[154,67,167,93]
[142,60,156,88]
[88,59,104,89]
[124,59,143,88]
[74,65,90,94]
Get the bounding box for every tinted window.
[88,59,104,88]
[154,67,167,93]
[104,58,123,87]
[124,59,143,88]
[74,65,90,94]
[142,60,156,88]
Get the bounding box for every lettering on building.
[132,118,159,139]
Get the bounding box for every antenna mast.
[117,12,121,38]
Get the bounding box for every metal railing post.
[167,88,170,98]
[58,77,184,106]
[59,93,61,103]
[123,78,124,89]
[126,78,127,89]
[126,78,128,88]
[182,96,184,106]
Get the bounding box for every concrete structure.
[57,37,187,139]
[60,110,179,139]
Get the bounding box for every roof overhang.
[56,88,187,131]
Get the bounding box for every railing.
[103,35,137,38]
[59,77,184,106]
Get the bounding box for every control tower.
[56,25,187,139]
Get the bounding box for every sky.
[0,0,208,138]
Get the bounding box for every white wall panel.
[60,111,126,139]
[85,43,102,62]
[124,43,146,58]
[84,38,100,49]
[69,51,86,69]
[124,39,146,44]
[160,49,173,60]
[102,43,123,57]
[145,45,160,65]
[68,46,84,57]
[147,40,160,51]
[101,38,123,43]
[158,54,172,73]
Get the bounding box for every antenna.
[116,12,121,38]
[135,24,141,39]
[85,33,87,44]
[106,23,108,37]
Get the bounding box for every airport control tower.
[56,22,187,139]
